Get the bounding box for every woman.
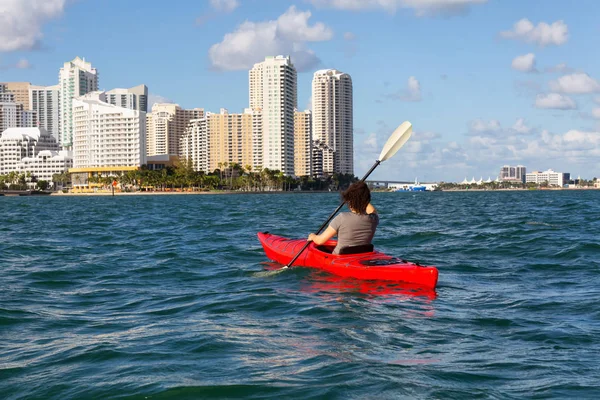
[308,182,379,254]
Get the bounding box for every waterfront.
[1,191,599,399]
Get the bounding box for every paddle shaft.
[284,160,381,268]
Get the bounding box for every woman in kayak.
[308,182,379,254]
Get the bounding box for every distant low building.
[525,169,568,186]
[20,150,73,184]
[0,127,71,186]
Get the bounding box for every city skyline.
[1,0,599,181]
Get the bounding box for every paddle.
[282,121,413,270]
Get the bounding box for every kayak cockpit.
[314,242,375,255]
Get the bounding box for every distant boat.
[396,178,427,192]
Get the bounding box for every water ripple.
[1,192,599,399]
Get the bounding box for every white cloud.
[511,53,536,72]
[382,76,422,101]
[0,58,32,70]
[147,93,175,109]
[208,6,333,72]
[364,132,378,149]
[406,76,421,101]
[343,32,356,41]
[500,18,568,46]
[308,0,488,16]
[592,108,600,119]
[544,62,573,74]
[512,118,531,134]
[15,59,31,69]
[549,73,600,94]
[0,0,67,52]
[534,93,577,110]
[469,119,501,134]
[210,0,239,13]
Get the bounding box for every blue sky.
[1,0,599,181]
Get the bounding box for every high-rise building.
[0,82,32,109]
[59,57,99,148]
[294,110,312,177]
[180,118,209,173]
[105,85,148,112]
[500,165,526,183]
[249,55,297,176]
[312,69,353,176]
[71,92,146,170]
[146,104,204,156]
[0,102,19,132]
[30,85,61,142]
[0,85,36,130]
[179,108,260,173]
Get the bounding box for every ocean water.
[1,191,599,399]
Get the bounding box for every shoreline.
[49,190,336,196]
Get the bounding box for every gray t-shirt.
[329,212,379,254]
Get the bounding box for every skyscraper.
[500,165,526,183]
[249,56,297,176]
[312,69,353,176]
[30,85,60,142]
[59,57,98,148]
[72,92,146,169]
[0,82,32,109]
[105,85,148,112]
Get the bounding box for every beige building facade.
[146,103,204,157]
[294,110,312,177]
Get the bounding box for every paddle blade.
[378,121,412,162]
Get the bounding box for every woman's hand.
[307,233,317,242]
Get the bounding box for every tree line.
[44,159,358,192]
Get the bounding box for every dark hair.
[342,182,371,213]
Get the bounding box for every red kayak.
[257,232,438,289]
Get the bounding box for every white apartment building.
[312,139,335,178]
[72,92,146,169]
[526,169,567,186]
[249,55,297,176]
[30,85,61,142]
[294,109,312,177]
[59,57,99,148]
[20,150,73,184]
[180,118,210,173]
[105,84,148,113]
[312,69,353,176]
[0,102,19,132]
[0,127,61,175]
[146,104,204,156]
[248,108,263,169]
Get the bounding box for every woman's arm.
[366,202,377,214]
[308,226,337,245]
